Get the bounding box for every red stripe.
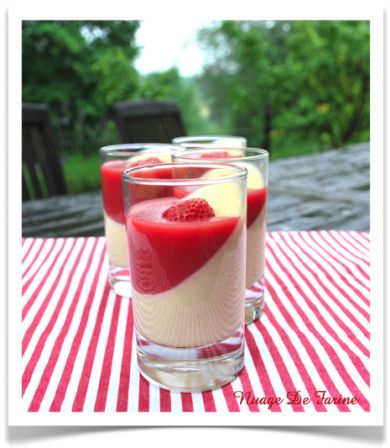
[202,390,216,412]
[22,239,56,290]
[181,392,194,412]
[116,299,135,412]
[22,239,42,273]
[266,242,370,411]
[221,383,240,411]
[349,232,370,249]
[264,304,327,412]
[344,232,370,255]
[253,321,305,412]
[22,239,67,321]
[323,232,370,266]
[49,242,106,411]
[281,233,370,346]
[71,282,111,411]
[271,234,370,386]
[138,374,150,412]
[236,365,260,412]
[265,258,351,412]
[310,232,370,283]
[22,239,83,392]
[244,326,282,412]
[301,232,370,304]
[28,239,99,411]
[287,232,370,327]
[94,294,122,411]
[21,238,34,263]
[159,388,171,412]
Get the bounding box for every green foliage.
[22,20,140,153]
[197,20,370,151]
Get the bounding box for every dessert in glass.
[122,162,247,391]
[174,147,268,324]
[100,143,181,296]
[172,134,247,149]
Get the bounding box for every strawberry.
[162,198,215,222]
[129,157,162,168]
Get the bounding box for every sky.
[134,19,218,77]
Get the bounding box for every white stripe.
[342,232,370,256]
[288,232,370,317]
[127,332,140,412]
[191,391,205,412]
[246,324,293,413]
[105,296,129,411]
[40,239,105,411]
[311,232,370,288]
[22,238,94,407]
[266,248,368,404]
[82,288,117,411]
[210,386,229,412]
[148,383,161,412]
[169,390,182,412]
[299,232,370,293]
[60,242,110,411]
[276,232,370,353]
[21,237,34,258]
[22,238,85,367]
[22,238,75,329]
[326,231,370,263]
[22,239,54,286]
[267,238,370,398]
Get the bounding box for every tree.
[22,20,140,153]
[197,20,370,152]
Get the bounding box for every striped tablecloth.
[21,231,370,414]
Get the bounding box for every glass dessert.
[122,162,247,391]
[174,147,269,324]
[172,134,247,149]
[100,143,181,296]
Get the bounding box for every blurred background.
[22,20,369,196]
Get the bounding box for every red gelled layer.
[127,198,239,294]
[101,160,171,224]
[247,187,268,228]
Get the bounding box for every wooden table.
[22,142,370,237]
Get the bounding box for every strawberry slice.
[162,198,215,222]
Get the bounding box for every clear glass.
[172,135,247,148]
[174,148,269,324]
[99,143,181,296]
[122,162,247,391]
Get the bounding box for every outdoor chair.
[110,99,187,144]
[22,103,67,201]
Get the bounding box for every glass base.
[245,278,265,324]
[109,266,132,297]
[136,330,245,392]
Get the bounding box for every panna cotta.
[126,184,246,348]
[100,153,171,272]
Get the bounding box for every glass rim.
[100,143,182,158]
[172,135,247,145]
[121,161,248,186]
[173,147,269,162]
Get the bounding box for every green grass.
[62,152,102,194]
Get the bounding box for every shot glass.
[122,162,247,391]
[100,143,181,296]
[174,148,269,324]
[173,134,247,149]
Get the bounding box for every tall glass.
[174,148,269,324]
[172,135,247,148]
[100,143,181,296]
[122,162,247,391]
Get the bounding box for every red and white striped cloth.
[21,231,370,413]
